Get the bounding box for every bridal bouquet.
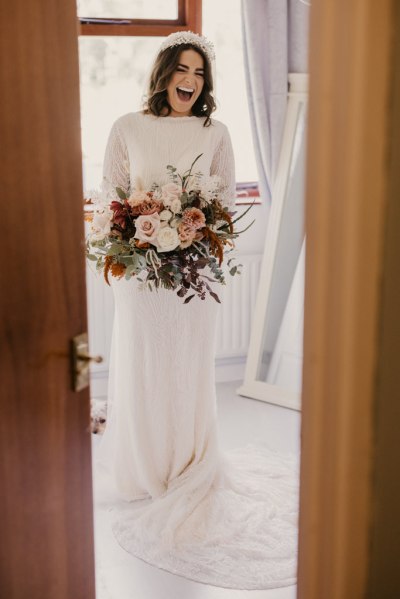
[85,154,254,303]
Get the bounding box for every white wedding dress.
[94,111,299,590]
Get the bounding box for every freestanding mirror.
[238,74,308,410]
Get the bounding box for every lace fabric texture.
[95,442,299,590]
[101,111,237,209]
[94,113,299,589]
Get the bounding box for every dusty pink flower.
[182,207,206,230]
[137,199,163,215]
[178,222,196,242]
[134,213,161,243]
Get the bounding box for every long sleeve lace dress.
[94,111,299,590]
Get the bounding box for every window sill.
[235,182,262,206]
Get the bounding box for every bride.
[94,31,299,590]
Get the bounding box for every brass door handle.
[71,333,103,391]
[77,352,103,364]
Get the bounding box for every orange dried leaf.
[104,256,112,286]
[110,262,126,279]
[135,240,151,249]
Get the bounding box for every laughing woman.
[95,31,299,590]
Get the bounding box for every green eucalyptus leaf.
[107,244,122,256]
[233,219,256,236]
[116,187,127,200]
[209,291,221,303]
[125,264,137,277]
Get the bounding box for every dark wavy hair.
[143,43,216,127]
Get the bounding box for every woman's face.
[166,49,205,117]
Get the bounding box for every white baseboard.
[215,355,246,383]
[89,369,109,402]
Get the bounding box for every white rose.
[170,198,182,214]
[90,207,113,240]
[170,217,180,228]
[155,226,180,252]
[161,182,181,207]
[159,209,173,221]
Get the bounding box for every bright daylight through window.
[78,0,258,194]
[77,0,178,19]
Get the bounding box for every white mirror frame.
[237,73,308,411]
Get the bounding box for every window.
[78,0,179,20]
[202,0,258,190]
[79,35,165,188]
[77,0,201,35]
[78,0,259,201]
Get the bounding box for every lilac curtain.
[241,0,309,205]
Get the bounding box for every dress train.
[94,276,299,590]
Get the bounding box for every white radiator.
[87,253,263,397]
[216,254,262,358]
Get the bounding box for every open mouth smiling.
[176,86,195,102]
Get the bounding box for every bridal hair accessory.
[158,31,216,63]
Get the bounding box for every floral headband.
[158,31,216,63]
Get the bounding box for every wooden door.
[0,1,95,597]
[297,0,400,596]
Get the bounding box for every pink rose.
[134,213,161,244]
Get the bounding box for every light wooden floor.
[93,380,301,599]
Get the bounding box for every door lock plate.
[71,332,103,392]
